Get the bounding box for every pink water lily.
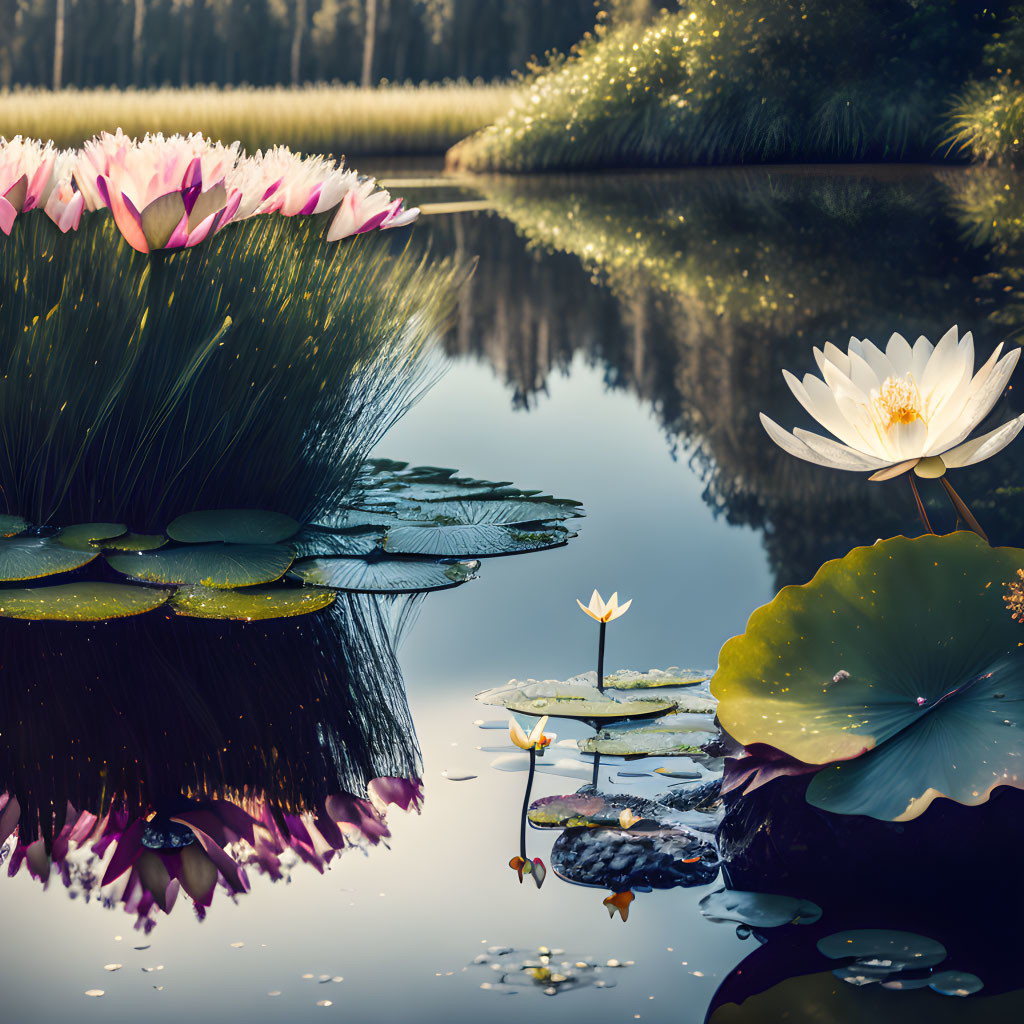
[0,136,57,235]
[233,145,361,219]
[327,178,420,241]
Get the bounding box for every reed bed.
[0,81,514,156]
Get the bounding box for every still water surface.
[4,163,1024,1022]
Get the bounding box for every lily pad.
[551,827,719,891]
[699,889,822,927]
[0,515,29,538]
[712,533,1024,821]
[579,714,718,756]
[290,556,479,594]
[604,667,711,690]
[102,533,168,552]
[106,543,294,588]
[477,676,691,719]
[56,522,127,552]
[169,585,336,620]
[818,930,947,971]
[393,498,583,527]
[384,522,573,558]
[529,791,707,832]
[0,582,172,621]
[166,509,299,545]
[0,536,98,581]
[289,527,384,558]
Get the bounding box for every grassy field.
[0,82,514,156]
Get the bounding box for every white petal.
[911,334,934,380]
[792,428,891,469]
[885,333,913,374]
[919,325,961,408]
[821,341,851,376]
[858,338,896,384]
[848,351,882,395]
[761,414,853,469]
[886,418,928,460]
[942,413,1024,468]
[783,370,870,451]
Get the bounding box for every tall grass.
[0,82,514,156]
[0,213,463,528]
[448,2,990,172]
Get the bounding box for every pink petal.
[0,195,16,236]
[101,818,146,886]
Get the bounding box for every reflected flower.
[509,714,553,751]
[576,589,632,623]
[603,890,634,921]
[760,327,1024,480]
[0,136,57,235]
[326,178,420,241]
[509,855,546,887]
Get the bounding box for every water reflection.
[0,595,423,927]
[432,167,1024,587]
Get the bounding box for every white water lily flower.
[576,589,632,623]
[760,327,1024,480]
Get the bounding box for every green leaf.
[289,526,384,558]
[0,515,29,538]
[56,522,127,552]
[106,543,294,588]
[393,498,583,526]
[384,522,573,557]
[0,582,172,621]
[170,584,336,620]
[102,533,168,552]
[506,694,679,722]
[817,930,946,970]
[712,532,1024,821]
[604,667,711,689]
[166,509,300,545]
[0,536,98,581]
[579,713,718,755]
[290,556,479,594]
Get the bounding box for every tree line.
[0,0,599,90]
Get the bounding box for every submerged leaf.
[290,556,479,594]
[0,536,98,581]
[170,585,335,620]
[0,582,171,621]
[106,543,294,588]
[166,509,300,545]
[699,889,822,927]
[289,527,384,559]
[56,522,127,552]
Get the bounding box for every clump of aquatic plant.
[449,1,990,172]
[0,212,455,528]
[760,327,1024,539]
[713,532,1024,822]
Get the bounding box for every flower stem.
[940,477,989,542]
[908,475,933,534]
[597,621,607,693]
[520,747,536,861]
[591,751,601,789]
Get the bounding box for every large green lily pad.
[713,532,1024,820]
[170,584,335,620]
[0,536,98,581]
[0,515,29,538]
[477,675,681,720]
[290,556,479,593]
[579,713,718,755]
[0,582,172,621]
[56,522,127,552]
[102,532,168,552]
[106,543,294,588]
[384,522,573,558]
[166,509,300,545]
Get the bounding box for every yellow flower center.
[874,375,922,430]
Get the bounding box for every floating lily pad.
[604,667,711,690]
[384,522,573,558]
[0,582,172,621]
[102,533,168,552]
[529,791,704,831]
[290,556,479,594]
[507,694,678,722]
[56,522,127,552]
[817,930,947,970]
[289,527,384,558]
[551,826,718,891]
[394,498,582,527]
[927,972,984,996]
[699,889,822,928]
[0,536,98,581]
[580,714,718,756]
[713,533,1024,821]
[170,584,336,620]
[0,515,29,538]
[106,543,294,588]
[166,509,300,545]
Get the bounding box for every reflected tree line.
[431,168,1024,588]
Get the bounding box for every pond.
[4,162,1024,1022]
